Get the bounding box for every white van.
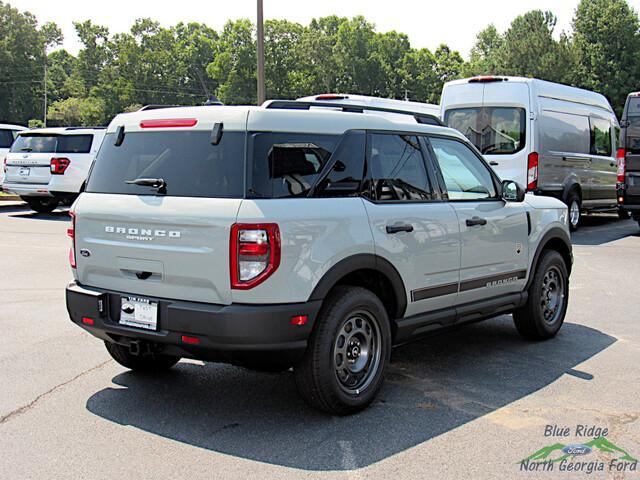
[297,94,441,124]
[440,76,620,230]
[3,127,106,212]
[0,123,28,184]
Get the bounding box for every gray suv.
[65,101,573,414]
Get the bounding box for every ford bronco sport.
[66,100,572,414]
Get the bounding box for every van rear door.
[74,122,247,306]
[624,97,640,203]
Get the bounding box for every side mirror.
[502,180,526,202]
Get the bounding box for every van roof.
[107,104,465,140]
[444,76,614,114]
[0,123,27,130]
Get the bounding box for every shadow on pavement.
[9,209,70,221]
[571,214,639,246]
[86,316,615,471]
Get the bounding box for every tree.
[432,45,464,103]
[47,96,106,126]
[464,25,504,76]
[400,48,439,103]
[572,0,640,114]
[264,19,305,99]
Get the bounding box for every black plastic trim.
[525,227,573,290]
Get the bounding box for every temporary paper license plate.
[119,296,158,330]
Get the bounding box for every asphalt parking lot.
[1,202,639,479]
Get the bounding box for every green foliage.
[27,118,44,128]
[47,96,106,126]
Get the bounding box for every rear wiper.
[125,177,167,194]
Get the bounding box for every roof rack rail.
[264,100,445,127]
[138,104,182,111]
[64,126,106,130]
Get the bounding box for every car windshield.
[445,107,526,155]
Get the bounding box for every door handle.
[386,223,414,234]
[466,217,487,227]
[489,161,499,166]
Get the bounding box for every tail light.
[617,148,626,183]
[527,152,539,191]
[3,157,6,173]
[68,211,76,269]
[51,157,70,175]
[230,223,280,289]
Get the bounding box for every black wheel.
[618,208,630,220]
[514,250,569,340]
[566,191,581,232]
[294,286,391,415]
[25,197,59,213]
[105,341,180,372]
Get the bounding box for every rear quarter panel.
[233,198,374,304]
[524,194,570,273]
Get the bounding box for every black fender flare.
[561,179,582,204]
[526,227,573,290]
[308,253,408,319]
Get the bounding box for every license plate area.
[19,167,30,176]
[119,296,158,331]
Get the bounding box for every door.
[361,132,460,318]
[427,136,529,305]
[588,117,617,204]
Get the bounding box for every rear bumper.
[66,282,322,364]
[2,182,52,197]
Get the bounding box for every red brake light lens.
[230,223,280,290]
[617,148,626,183]
[50,157,70,175]
[527,152,539,191]
[68,211,76,269]
[315,94,348,101]
[139,118,198,128]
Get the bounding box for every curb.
[0,195,21,202]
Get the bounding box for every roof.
[296,94,440,116]
[106,104,466,140]
[17,127,106,136]
[443,76,614,113]
[0,123,27,130]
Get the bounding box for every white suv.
[0,123,28,183]
[3,127,106,212]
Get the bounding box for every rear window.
[626,117,640,154]
[86,131,245,198]
[444,107,526,155]
[249,133,339,198]
[9,134,93,153]
[0,129,16,148]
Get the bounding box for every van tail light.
[230,223,280,289]
[68,211,76,269]
[527,152,539,191]
[51,157,70,175]
[617,148,626,183]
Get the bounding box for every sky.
[10,0,640,59]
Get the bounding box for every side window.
[368,133,433,202]
[429,137,497,201]
[314,131,366,198]
[250,133,339,198]
[0,129,13,148]
[590,118,612,157]
[56,135,94,154]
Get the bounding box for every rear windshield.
[0,129,16,148]
[626,116,640,154]
[444,107,526,155]
[10,134,93,154]
[86,131,245,198]
[626,97,640,117]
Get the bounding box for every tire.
[294,286,391,415]
[618,208,631,220]
[566,191,581,232]
[25,197,59,214]
[105,341,180,372]
[513,250,569,341]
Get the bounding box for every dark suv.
[618,92,640,226]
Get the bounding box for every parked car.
[441,76,620,231]
[617,91,640,227]
[2,127,106,212]
[297,93,441,123]
[65,101,572,414]
[0,123,28,184]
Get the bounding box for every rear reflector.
[81,317,94,326]
[527,152,539,191]
[290,315,308,326]
[140,118,198,128]
[181,335,200,345]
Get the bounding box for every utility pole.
[43,43,48,126]
[256,0,265,105]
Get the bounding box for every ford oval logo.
[79,249,91,257]
[562,444,592,456]
[121,303,135,315]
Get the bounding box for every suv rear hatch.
[623,97,640,203]
[75,115,247,305]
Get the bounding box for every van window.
[86,131,245,198]
[626,117,640,154]
[57,135,94,154]
[367,133,433,202]
[250,133,339,198]
[444,107,526,155]
[0,129,15,148]
[10,135,57,153]
[590,119,612,157]
[539,111,590,155]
